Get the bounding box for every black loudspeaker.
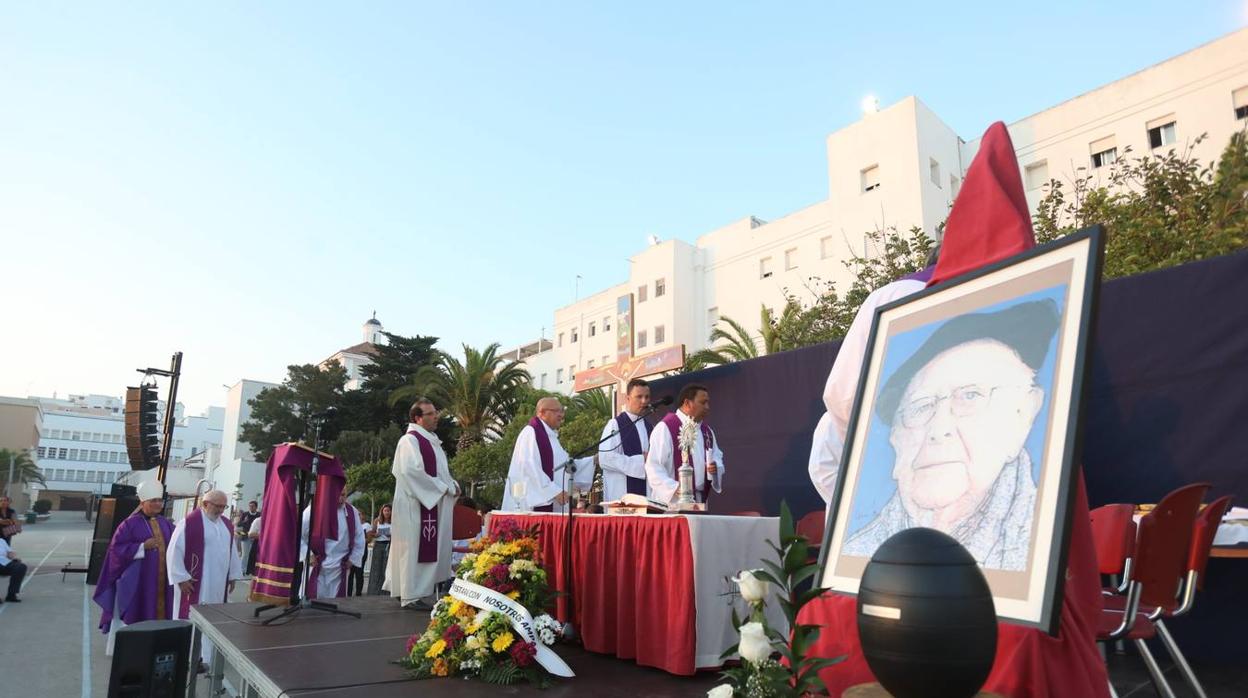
[109,620,192,698]
[857,527,998,698]
[111,483,138,497]
[87,496,139,585]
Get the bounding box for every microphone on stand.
[643,395,674,413]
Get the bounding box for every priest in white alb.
[385,398,459,609]
[599,379,652,502]
[645,383,725,505]
[300,489,366,599]
[168,489,243,664]
[502,397,595,512]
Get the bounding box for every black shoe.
[4,597,19,603]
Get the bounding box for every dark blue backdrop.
[648,249,1248,662]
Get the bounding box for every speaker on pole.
[125,386,162,471]
[108,619,193,698]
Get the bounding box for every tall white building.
[320,315,386,390]
[510,29,1248,394]
[32,393,225,510]
[212,378,279,508]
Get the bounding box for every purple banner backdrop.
[649,249,1248,662]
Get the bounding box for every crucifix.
[422,512,438,542]
[571,292,686,408]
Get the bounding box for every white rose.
[736,622,772,664]
[707,684,734,698]
[733,569,769,604]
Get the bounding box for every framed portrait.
[818,225,1104,634]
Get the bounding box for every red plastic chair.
[1090,503,1137,593]
[795,510,826,548]
[1149,494,1233,698]
[1097,482,1209,698]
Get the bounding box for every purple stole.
[901,263,936,283]
[527,417,556,512]
[615,412,649,496]
[307,504,358,598]
[180,509,234,618]
[660,413,715,503]
[408,429,441,563]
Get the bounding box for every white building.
[319,315,386,390]
[511,29,1248,394]
[32,393,225,510]
[211,378,279,509]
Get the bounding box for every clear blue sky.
[2,2,1243,413]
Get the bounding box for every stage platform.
[188,596,721,697]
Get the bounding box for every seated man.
[0,533,27,603]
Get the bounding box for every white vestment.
[598,411,650,502]
[384,423,458,605]
[300,503,366,598]
[168,513,242,663]
[813,278,926,504]
[644,411,725,505]
[501,421,594,512]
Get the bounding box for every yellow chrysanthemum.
[491,631,514,653]
[432,657,450,677]
[448,600,463,616]
[425,639,447,658]
[457,603,476,620]
[507,590,520,600]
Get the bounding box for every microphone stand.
[553,402,664,642]
[254,412,361,623]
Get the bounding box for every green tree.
[352,332,440,429]
[345,460,397,520]
[330,424,405,468]
[239,362,349,463]
[0,449,45,490]
[391,343,530,453]
[1034,132,1248,278]
[570,387,614,423]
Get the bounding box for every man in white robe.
[645,383,724,505]
[598,379,652,502]
[300,489,366,599]
[168,489,243,664]
[502,397,595,512]
[384,399,459,609]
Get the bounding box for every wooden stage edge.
[191,596,721,698]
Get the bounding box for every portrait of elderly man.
[843,298,1060,571]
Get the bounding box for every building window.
[174,439,183,449]
[556,369,564,383]
[929,158,942,187]
[1025,161,1049,190]
[637,285,648,303]
[655,278,666,297]
[58,448,68,459]
[90,450,99,461]
[708,306,720,327]
[113,434,121,443]
[637,330,648,349]
[1235,86,1248,119]
[71,431,81,441]
[569,365,575,381]
[784,248,798,271]
[558,333,564,347]
[1089,136,1117,169]
[37,447,46,458]
[655,325,666,344]
[571,328,578,343]
[589,322,596,337]
[587,360,595,369]
[861,165,881,192]
[539,373,547,389]
[759,257,773,279]
[950,175,960,197]
[603,316,611,331]
[69,449,79,460]
[1146,118,1176,149]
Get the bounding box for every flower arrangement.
[398,518,565,686]
[710,502,844,697]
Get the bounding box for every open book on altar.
[601,494,707,515]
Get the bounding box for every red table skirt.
[490,514,699,675]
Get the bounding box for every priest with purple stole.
[93,479,174,656]
[645,383,725,505]
[300,489,366,599]
[385,399,458,609]
[599,378,652,502]
[502,397,596,512]
[168,489,242,663]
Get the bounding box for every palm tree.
[391,343,531,453]
[571,387,614,422]
[686,303,805,370]
[0,449,45,491]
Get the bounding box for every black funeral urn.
[856,527,997,698]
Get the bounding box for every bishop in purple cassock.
[93,479,174,656]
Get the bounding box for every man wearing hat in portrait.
[843,299,1060,571]
[92,479,175,655]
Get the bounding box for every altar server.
[300,489,366,599]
